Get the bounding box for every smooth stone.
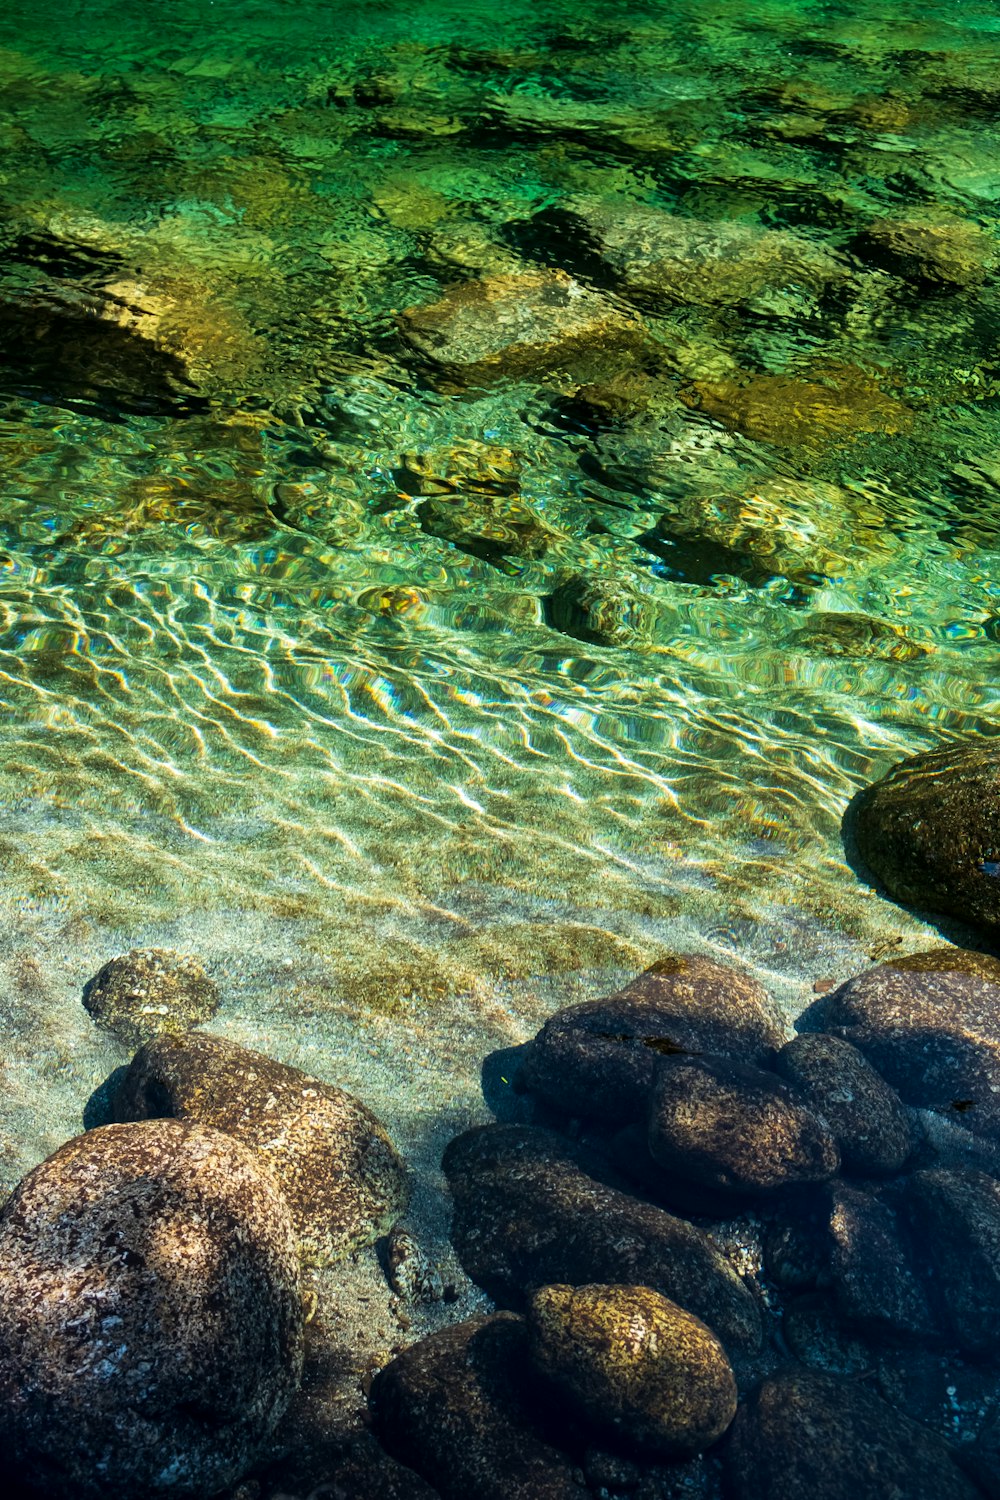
[648,1056,840,1194]
[724,1370,983,1500]
[776,1033,915,1174]
[827,1184,937,1339]
[114,1032,408,1265]
[527,1283,737,1454]
[521,955,785,1125]
[852,738,1000,936]
[82,947,219,1048]
[398,269,644,386]
[817,950,1000,1136]
[443,1124,762,1355]
[902,1168,1000,1354]
[0,1120,303,1500]
[371,1313,588,1500]
[548,574,653,649]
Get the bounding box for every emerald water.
[1,0,999,1164]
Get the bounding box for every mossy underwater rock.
[0,1119,303,1500]
[852,737,1000,936]
[443,1124,761,1354]
[114,1032,408,1265]
[816,949,1000,1136]
[82,947,219,1048]
[548,574,653,649]
[521,954,785,1125]
[372,1313,588,1500]
[527,1283,737,1455]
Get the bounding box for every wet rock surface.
[443,1123,762,1354]
[527,1283,737,1455]
[724,1370,983,1500]
[903,1168,1000,1354]
[648,1055,840,1194]
[852,737,1000,936]
[521,954,785,1124]
[114,1031,409,1264]
[0,1120,304,1500]
[775,1033,915,1174]
[816,950,1000,1136]
[82,946,219,1048]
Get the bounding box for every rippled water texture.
[1,0,999,1007]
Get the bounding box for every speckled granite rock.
[82,947,219,1048]
[0,1120,303,1500]
[852,738,1000,935]
[372,1313,589,1500]
[827,1184,936,1340]
[398,269,644,385]
[521,955,785,1124]
[647,1056,839,1194]
[724,1370,982,1500]
[817,950,1000,1136]
[902,1168,1000,1354]
[776,1034,915,1174]
[114,1032,408,1265]
[443,1124,761,1354]
[527,1284,737,1454]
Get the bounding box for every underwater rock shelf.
[3,934,1000,1499]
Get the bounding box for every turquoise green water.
[1,0,1000,1004]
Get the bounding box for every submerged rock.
[852,737,1000,935]
[682,365,913,448]
[902,1168,1000,1354]
[443,1124,762,1353]
[527,1283,737,1454]
[775,1033,915,1175]
[114,1032,408,1264]
[82,947,219,1048]
[398,269,644,385]
[372,1313,588,1500]
[521,954,785,1124]
[854,214,997,288]
[417,492,559,566]
[647,1056,840,1194]
[548,574,653,648]
[826,1185,936,1340]
[817,949,1000,1135]
[725,1370,982,1500]
[0,1120,303,1500]
[790,612,929,662]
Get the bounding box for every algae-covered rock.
[522,954,785,1124]
[82,947,219,1048]
[852,737,1000,935]
[648,1056,840,1194]
[817,950,1000,1136]
[791,612,929,662]
[855,214,997,288]
[398,441,521,496]
[372,1313,588,1500]
[775,1034,915,1175]
[398,269,644,385]
[0,1120,303,1500]
[725,1370,981,1500]
[114,1032,408,1264]
[527,1283,737,1454]
[417,492,559,565]
[443,1124,761,1353]
[548,574,653,648]
[682,365,913,448]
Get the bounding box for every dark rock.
[852,737,1000,935]
[398,269,644,386]
[902,1168,1000,1353]
[521,955,785,1125]
[258,1432,441,1500]
[527,1283,737,1454]
[764,1196,832,1291]
[781,1293,877,1375]
[817,949,1000,1135]
[827,1184,936,1339]
[443,1124,761,1354]
[775,1034,915,1174]
[548,574,653,648]
[790,612,929,662]
[417,491,558,565]
[114,1032,408,1265]
[371,1313,588,1500]
[647,1056,840,1194]
[82,947,219,1048]
[0,1120,303,1500]
[611,1122,744,1220]
[724,1370,982,1500]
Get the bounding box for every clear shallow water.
[1,0,999,1012]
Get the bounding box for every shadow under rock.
[82,1066,129,1131]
